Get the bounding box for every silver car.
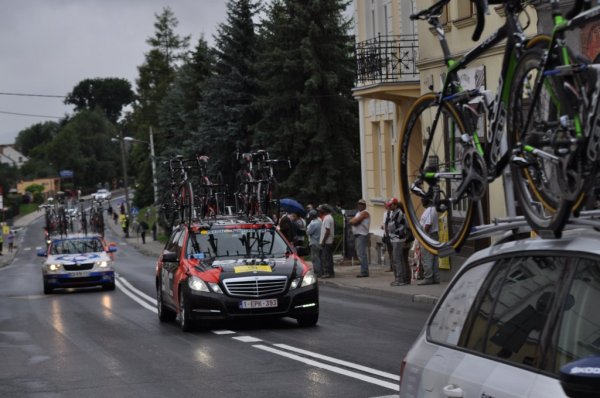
[400,229,600,397]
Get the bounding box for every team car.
[92,189,111,201]
[37,234,118,294]
[155,216,319,332]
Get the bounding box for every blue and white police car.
[38,234,118,294]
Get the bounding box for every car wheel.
[178,289,195,332]
[157,284,176,323]
[297,313,319,327]
[43,281,53,295]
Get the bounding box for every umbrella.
[279,198,306,217]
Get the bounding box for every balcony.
[355,34,419,86]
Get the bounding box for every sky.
[0,0,229,145]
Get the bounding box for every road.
[0,214,434,398]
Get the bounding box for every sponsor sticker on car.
[234,265,272,273]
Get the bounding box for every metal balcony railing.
[355,34,419,85]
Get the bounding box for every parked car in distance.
[37,234,118,294]
[399,229,600,398]
[155,215,318,332]
[92,189,111,201]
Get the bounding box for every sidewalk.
[0,209,46,268]
[108,220,447,304]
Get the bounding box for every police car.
[38,234,118,294]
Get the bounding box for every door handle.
[443,384,464,397]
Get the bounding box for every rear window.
[186,227,290,259]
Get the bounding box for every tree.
[195,0,261,187]
[25,183,45,204]
[14,121,59,157]
[254,0,360,204]
[65,78,134,123]
[130,6,191,206]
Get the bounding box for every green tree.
[14,121,59,157]
[46,110,120,190]
[65,78,134,123]
[254,0,360,204]
[131,6,191,206]
[25,183,45,204]
[195,0,261,186]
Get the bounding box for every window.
[552,257,600,373]
[166,229,183,254]
[465,256,566,368]
[429,261,493,345]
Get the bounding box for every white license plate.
[239,299,278,309]
[70,271,90,278]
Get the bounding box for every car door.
[160,228,183,308]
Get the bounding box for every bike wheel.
[81,212,88,235]
[508,46,582,237]
[398,93,475,255]
[179,183,194,225]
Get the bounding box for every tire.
[157,283,176,323]
[43,280,53,295]
[178,288,194,332]
[179,183,194,225]
[296,312,319,327]
[398,93,475,255]
[508,46,582,237]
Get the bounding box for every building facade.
[0,145,28,168]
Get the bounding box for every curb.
[318,279,438,305]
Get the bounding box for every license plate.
[70,271,90,278]
[239,299,278,309]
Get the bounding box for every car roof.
[465,228,600,266]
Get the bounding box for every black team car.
[155,215,319,332]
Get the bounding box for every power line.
[0,91,66,98]
[0,110,63,119]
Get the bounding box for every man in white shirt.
[418,198,440,285]
[318,204,335,278]
[349,199,370,277]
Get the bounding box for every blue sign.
[59,170,74,178]
[131,207,139,216]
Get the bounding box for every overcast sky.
[0,0,229,145]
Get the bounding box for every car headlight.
[291,270,317,289]
[208,282,223,294]
[96,260,110,268]
[47,263,62,271]
[188,276,210,292]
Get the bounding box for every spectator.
[152,222,157,241]
[119,213,129,238]
[386,198,411,286]
[306,210,322,277]
[381,200,394,272]
[278,213,297,245]
[290,212,306,248]
[7,230,15,253]
[418,198,440,285]
[139,221,149,244]
[0,231,3,255]
[318,204,335,278]
[349,199,371,278]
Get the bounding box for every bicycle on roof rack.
[194,154,228,219]
[400,0,599,257]
[41,195,69,237]
[89,199,105,237]
[235,150,291,217]
[159,155,197,228]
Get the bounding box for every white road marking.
[232,336,262,343]
[212,330,236,335]
[254,344,399,391]
[274,344,399,381]
[117,276,155,304]
[24,247,32,251]
[115,279,157,313]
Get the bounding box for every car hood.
[195,256,305,282]
[45,252,111,265]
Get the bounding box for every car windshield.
[187,228,290,259]
[51,238,104,255]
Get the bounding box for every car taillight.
[399,357,407,388]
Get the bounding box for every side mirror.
[36,247,47,257]
[295,246,308,257]
[162,250,178,263]
[107,243,118,253]
[560,355,600,398]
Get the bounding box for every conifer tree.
[255,0,360,204]
[196,0,261,186]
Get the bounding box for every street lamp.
[123,127,158,205]
[110,132,131,216]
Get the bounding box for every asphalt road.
[0,214,434,398]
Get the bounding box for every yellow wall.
[17,178,60,195]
